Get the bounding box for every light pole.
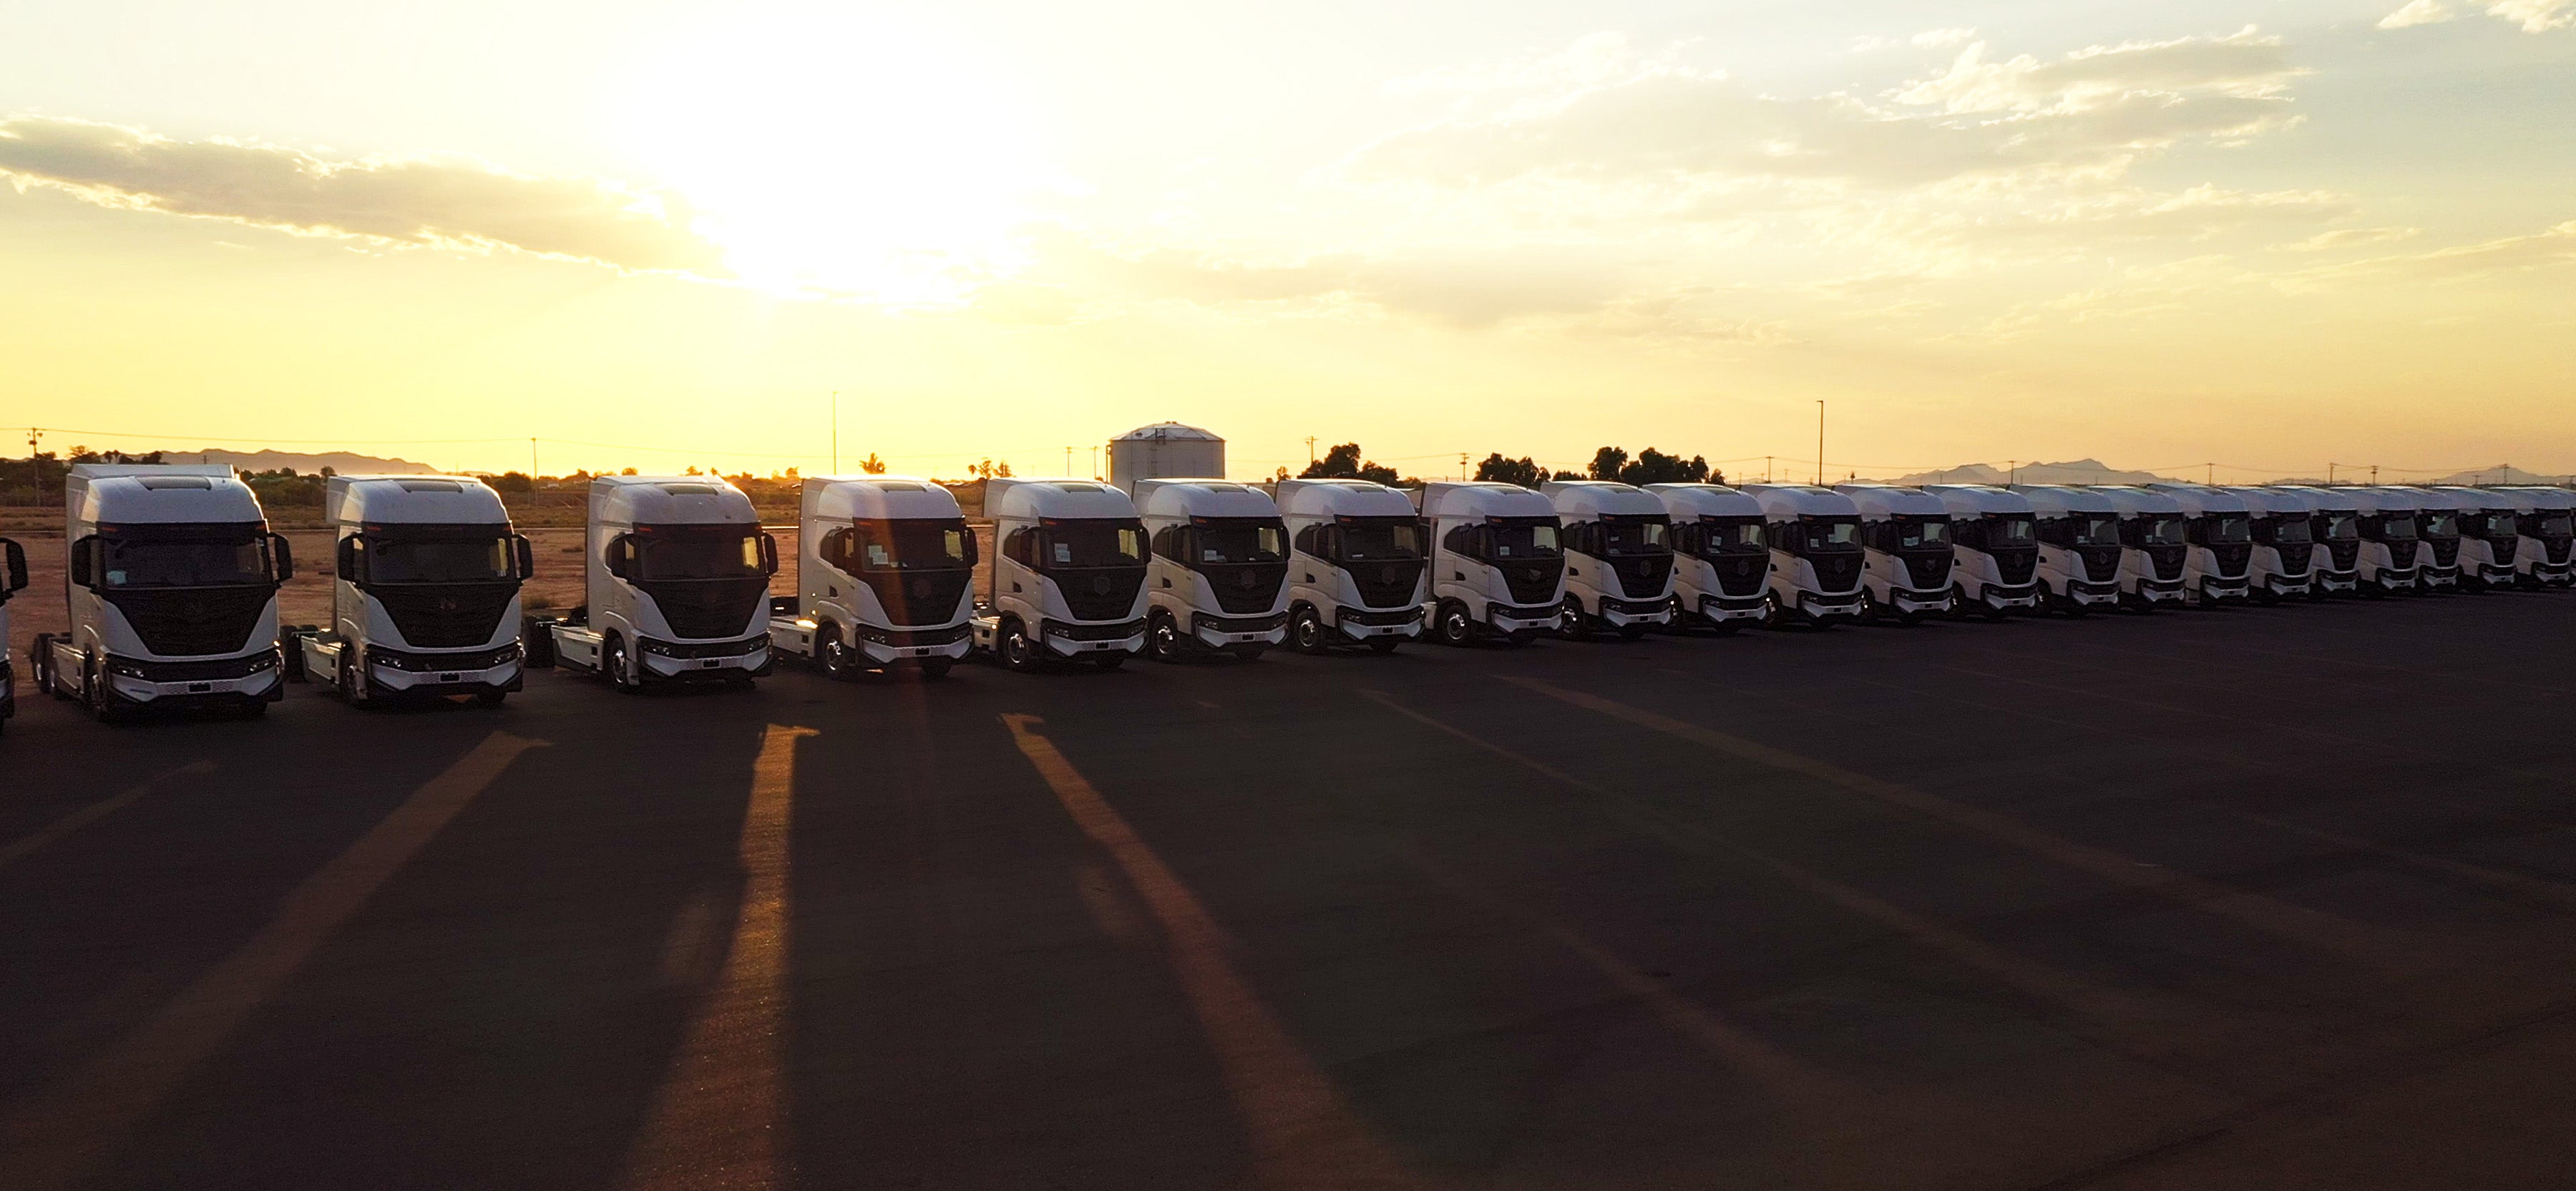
[830,391,839,475]
[1815,400,1825,485]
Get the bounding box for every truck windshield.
[2321,513,2359,540]
[854,519,972,570]
[638,529,767,580]
[1895,517,1949,548]
[2140,517,2189,546]
[1697,517,1764,555]
[1987,516,2035,546]
[1335,517,1422,561]
[2380,515,2418,540]
[1485,518,1560,560]
[1045,520,1147,568]
[2072,517,2119,546]
[1195,518,1286,563]
[2421,512,2459,538]
[2270,518,2313,545]
[101,533,273,588]
[2204,515,2252,544]
[1599,516,1670,555]
[2481,512,2519,538]
[2541,515,2574,537]
[1787,517,1860,553]
[369,536,511,583]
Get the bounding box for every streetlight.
[1815,400,1825,485]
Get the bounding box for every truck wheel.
[1761,593,1790,631]
[85,657,130,724]
[339,650,367,706]
[1559,596,1591,640]
[998,621,1043,673]
[1146,611,1184,663]
[1289,606,1328,654]
[604,636,640,693]
[1366,637,1402,654]
[917,657,955,680]
[819,625,862,681]
[521,616,557,669]
[1433,601,1474,647]
[30,640,54,697]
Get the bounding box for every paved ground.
[4,591,2575,1190]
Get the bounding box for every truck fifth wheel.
[291,475,535,707]
[533,475,778,691]
[34,465,292,721]
[765,475,977,680]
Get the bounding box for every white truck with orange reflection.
[764,475,977,680]
[1276,478,1428,653]
[531,475,778,691]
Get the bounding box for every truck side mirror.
[758,532,780,576]
[69,536,97,588]
[512,534,535,580]
[1,538,24,593]
[270,533,295,582]
[336,535,362,582]
[605,534,632,579]
[960,527,980,567]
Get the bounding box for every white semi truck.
[1543,480,1675,639]
[763,475,976,680]
[290,475,533,706]
[0,535,26,730]
[1136,479,1290,662]
[2395,487,2465,591]
[2268,486,2363,597]
[1921,485,2042,619]
[2144,483,2254,607]
[1834,484,1956,623]
[530,475,777,691]
[1275,478,1426,653]
[2496,487,2575,587]
[1644,484,1770,633]
[31,464,292,721]
[1417,481,1565,646]
[969,477,1150,671]
[2220,486,2316,604]
[2009,485,2125,615]
[2090,486,2192,611]
[2430,487,2523,591]
[2330,487,2424,596]
[1737,485,1866,628]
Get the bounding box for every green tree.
[1301,442,1400,485]
[1473,453,1546,488]
[489,471,535,493]
[1587,447,1629,482]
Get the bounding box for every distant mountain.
[159,449,440,476]
[1878,459,2180,487]
[2416,465,2572,487]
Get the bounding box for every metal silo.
[1107,423,1225,495]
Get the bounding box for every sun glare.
[622,6,1049,303]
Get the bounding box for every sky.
[3,0,2572,482]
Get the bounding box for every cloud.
[2379,1,2455,28]
[1345,29,2301,193]
[0,115,724,273]
[2273,226,2422,252]
[2311,220,2576,280]
[2380,0,2575,31]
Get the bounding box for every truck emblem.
[1380,566,1399,585]
[437,596,461,613]
[1236,569,1255,588]
[910,578,932,598]
[1091,575,1113,595]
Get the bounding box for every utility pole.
[2371,465,2379,484]
[1305,436,1317,467]
[2206,462,2214,485]
[1815,400,1825,485]
[26,428,39,508]
[2009,460,2018,485]
[1065,446,1073,475]
[1765,455,1773,483]
[530,437,539,478]
[1090,444,1099,480]
[2328,462,2336,483]
[1458,452,1468,480]
[830,391,839,475]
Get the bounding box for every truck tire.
[1289,606,1328,654]
[85,656,130,724]
[1433,601,1474,647]
[521,616,557,669]
[1146,611,1184,663]
[819,624,862,681]
[604,635,640,693]
[999,620,1043,674]
[1559,596,1591,640]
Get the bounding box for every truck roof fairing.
[2143,483,2253,516]
[1133,479,1280,520]
[2089,486,2188,517]
[1920,484,2039,518]
[69,465,265,525]
[1834,483,1951,520]
[1272,478,1417,520]
[1541,480,1668,520]
[589,475,760,526]
[984,477,1142,522]
[1644,483,1763,520]
[2008,484,2119,517]
[1739,484,1863,520]
[1415,481,1556,520]
[326,475,511,526]
[802,475,965,523]
[2267,485,2361,514]
[2324,486,2421,515]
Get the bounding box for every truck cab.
[766,475,975,681]
[2144,483,2255,607]
[1136,479,1290,662]
[536,475,776,691]
[2394,487,2465,591]
[292,475,533,706]
[2329,487,2423,596]
[2219,486,2317,604]
[1644,484,1770,633]
[0,535,27,730]
[1276,478,1426,654]
[1543,480,1675,639]
[1737,485,1865,628]
[2009,485,2125,615]
[1835,484,1956,623]
[2089,487,2191,610]
[34,465,292,721]
[1921,485,2042,618]
[2494,487,2575,588]
[1418,481,1565,646]
[970,477,1150,671]
[2268,486,2362,596]
[2429,487,2522,590]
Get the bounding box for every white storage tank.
[1108,423,1225,495]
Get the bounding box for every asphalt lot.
[4,592,2575,1190]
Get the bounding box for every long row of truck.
[10,463,2573,724]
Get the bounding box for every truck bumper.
[1042,620,1147,657]
[859,633,975,665]
[371,658,523,693]
[1695,594,1767,624]
[1193,619,1289,650]
[643,646,770,679]
[107,651,286,704]
[1332,608,1423,642]
[1798,591,1865,621]
[1888,587,1953,616]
